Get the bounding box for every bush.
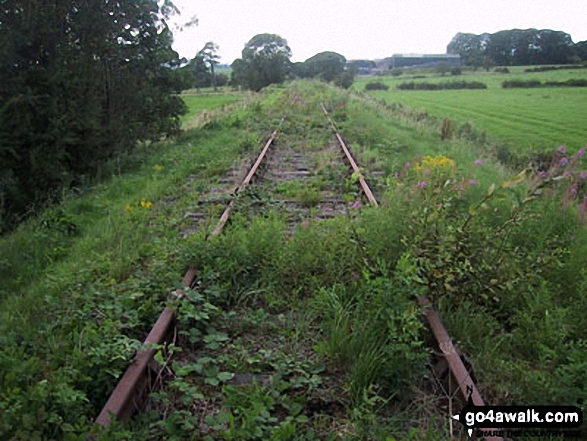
[503,79,587,88]
[451,67,462,76]
[397,81,487,91]
[364,81,389,91]
[502,80,542,88]
[494,67,510,73]
[390,68,403,77]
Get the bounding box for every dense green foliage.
[0,0,187,232]
[396,80,487,90]
[230,34,293,92]
[448,29,586,67]
[296,51,347,82]
[1,80,586,439]
[502,78,587,88]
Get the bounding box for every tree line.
[447,29,587,68]
[0,0,188,232]
[181,34,354,93]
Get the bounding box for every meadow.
[355,66,587,152]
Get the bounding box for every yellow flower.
[154,164,164,172]
[124,204,134,212]
[140,200,153,208]
[422,154,456,169]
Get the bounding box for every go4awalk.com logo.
[451,392,583,439]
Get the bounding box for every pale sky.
[170,0,587,64]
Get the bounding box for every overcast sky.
[169,0,587,64]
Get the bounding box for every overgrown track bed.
[92,108,380,435]
[92,101,500,440]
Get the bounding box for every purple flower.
[557,145,567,154]
[405,162,412,169]
[563,171,572,178]
[423,168,431,175]
[469,179,478,185]
[474,159,483,166]
[579,172,586,181]
[570,187,578,195]
[560,157,569,167]
[417,181,428,188]
[578,148,586,158]
[539,170,549,178]
[351,200,362,209]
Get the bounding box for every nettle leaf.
[217,372,234,382]
[154,350,165,366]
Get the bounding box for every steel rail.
[93,110,501,440]
[212,126,280,236]
[321,102,501,440]
[92,127,281,434]
[320,102,378,206]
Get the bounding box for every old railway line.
[92,103,502,441]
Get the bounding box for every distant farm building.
[380,54,462,69]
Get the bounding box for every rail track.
[92,103,502,440]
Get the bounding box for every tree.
[0,0,186,231]
[232,34,292,91]
[190,54,212,90]
[303,51,346,82]
[200,41,220,91]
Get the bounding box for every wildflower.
[423,168,431,175]
[474,159,483,166]
[563,171,572,178]
[570,187,578,196]
[557,145,567,154]
[469,179,478,185]
[154,164,164,172]
[538,170,549,179]
[560,157,569,167]
[417,181,428,188]
[351,200,362,209]
[578,148,586,158]
[579,172,586,181]
[140,199,153,208]
[124,204,133,212]
[405,162,412,169]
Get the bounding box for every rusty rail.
[92,127,281,434]
[321,102,501,440]
[212,126,280,236]
[320,102,378,206]
[93,111,500,440]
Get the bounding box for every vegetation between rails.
[1,81,587,441]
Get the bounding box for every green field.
[180,92,247,123]
[355,66,587,152]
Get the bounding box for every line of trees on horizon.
[447,29,587,68]
[181,34,355,92]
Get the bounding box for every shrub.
[503,79,587,88]
[364,81,389,91]
[390,68,403,77]
[494,67,510,73]
[396,81,487,91]
[502,80,542,88]
[451,67,462,76]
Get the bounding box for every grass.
[180,92,248,125]
[2,80,587,440]
[355,66,587,152]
